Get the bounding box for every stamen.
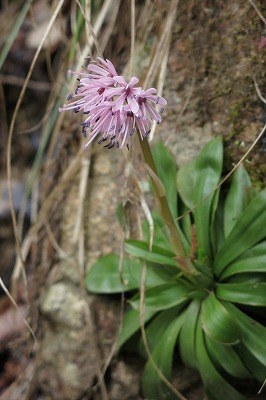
[110,135,116,140]
[130,128,135,136]
[126,144,130,151]
[160,108,164,113]
[74,107,80,113]
[67,94,73,100]
[108,143,115,149]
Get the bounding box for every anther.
[67,94,73,100]
[160,108,164,113]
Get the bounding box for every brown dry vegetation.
[0,0,265,399]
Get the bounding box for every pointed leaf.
[215,189,266,275]
[116,307,156,351]
[193,136,223,261]
[195,319,247,400]
[216,282,266,306]
[125,240,178,267]
[205,336,251,379]
[201,293,241,344]
[130,282,189,312]
[210,188,225,254]
[223,302,266,366]
[142,312,185,400]
[179,299,200,368]
[224,166,252,237]
[153,141,178,218]
[177,159,197,209]
[138,306,184,358]
[220,241,266,279]
[235,343,266,383]
[86,255,169,294]
[177,199,192,244]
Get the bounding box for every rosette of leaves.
[86,137,266,400]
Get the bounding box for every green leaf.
[215,189,266,276]
[138,305,184,358]
[224,272,266,284]
[177,159,197,209]
[195,319,247,400]
[86,255,170,294]
[210,188,225,254]
[205,336,251,379]
[235,342,266,383]
[216,282,266,306]
[179,299,200,368]
[201,293,241,344]
[223,302,266,367]
[193,136,223,261]
[177,198,192,244]
[153,141,178,218]
[220,241,266,279]
[125,240,178,267]
[116,307,156,351]
[142,312,185,400]
[130,282,189,312]
[224,166,252,237]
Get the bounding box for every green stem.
[138,135,186,258]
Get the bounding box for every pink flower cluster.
[59,58,167,149]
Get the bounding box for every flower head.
[59,58,167,149]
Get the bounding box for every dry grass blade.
[248,0,266,25]
[144,0,180,88]
[75,0,103,57]
[0,278,37,344]
[7,0,64,301]
[130,0,135,77]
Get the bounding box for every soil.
[0,1,266,399]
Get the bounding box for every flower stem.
[138,135,186,258]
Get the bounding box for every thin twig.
[0,278,37,344]
[75,0,104,57]
[254,77,266,104]
[175,123,266,224]
[247,0,266,25]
